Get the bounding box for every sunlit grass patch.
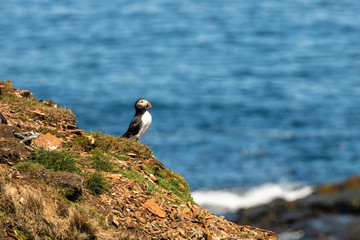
[85,172,109,195]
[33,148,79,173]
[146,166,195,204]
[85,131,154,160]
[87,149,113,172]
[113,153,131,161]
[118,168,161,194]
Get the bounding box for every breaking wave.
[192,184,313,215]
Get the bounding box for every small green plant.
[73,135,92,151]
[85,172,108,195]
[88,149,113,172]
[33,148,78,173]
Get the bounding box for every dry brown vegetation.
[0,171,146,240]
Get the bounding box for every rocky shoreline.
[0,81,278,239]
[234,176,360,240]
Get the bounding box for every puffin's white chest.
[137,111,152,139]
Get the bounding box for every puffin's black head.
[135,98,152,111]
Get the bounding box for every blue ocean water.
[1,0,360,201]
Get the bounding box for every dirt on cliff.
[0,81,278,240]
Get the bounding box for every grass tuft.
[85,172,108,195]
[88,149,113,172]
[33,148,78,173]
[85,131,154,160]
[67,207,99,239]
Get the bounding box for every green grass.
[118,168,147,182]
[32,148,78,173]
[118,168,161,194]
[85,172,108,195]
[85,131,154,160]
[146,166,195,204]
[88,149,113,172]
[113,153,131,161]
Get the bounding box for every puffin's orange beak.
[146,101,152,109]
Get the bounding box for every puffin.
[0,112,7,124]
[122,98,152,140]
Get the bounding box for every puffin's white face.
[136,98,152,109]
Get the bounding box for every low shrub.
[33,148,78,173]
[85,172,108,195]
[88,149,113,172]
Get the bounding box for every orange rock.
[125,216,132,225]
[32,132,63,150]
[112,215,120,227]
[142,199,166,218]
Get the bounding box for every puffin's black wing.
[122,115,142,138]
[0,112,7,124]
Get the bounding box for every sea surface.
[1,0,360,215]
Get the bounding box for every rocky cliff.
[0,81,278,240]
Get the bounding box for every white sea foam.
[192,184,313,214]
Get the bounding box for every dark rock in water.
[235,176,360,240]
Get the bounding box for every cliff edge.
[0,81,278,240]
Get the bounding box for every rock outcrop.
[235,176,360,240]
[0,81,278,240]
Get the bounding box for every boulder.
[32,133,63,150]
